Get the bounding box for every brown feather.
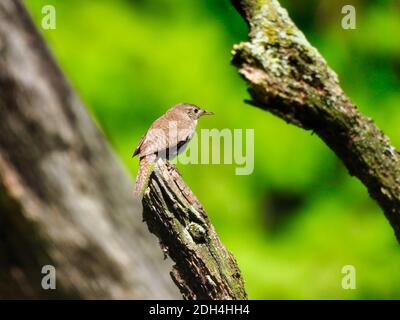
[133,103,213,197]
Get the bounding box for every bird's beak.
[201,109,214,116]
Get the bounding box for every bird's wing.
[136,119,194,158]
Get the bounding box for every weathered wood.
[143,161,247,300]
[0,0,178,299]
[231,0,400,241]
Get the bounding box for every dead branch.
[142,161,247,299]
[231,0,400,241]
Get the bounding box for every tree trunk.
[0,0,179,299]
[231,0,400,242]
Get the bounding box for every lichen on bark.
[142,161,247,300]
[231,0,400,241]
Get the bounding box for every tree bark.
[230,0,400,241]
[143,161,247,300]
[0,0,179,299]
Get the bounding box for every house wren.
[133,103,213,196]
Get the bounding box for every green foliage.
[27,0,400,299]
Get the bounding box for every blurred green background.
[26,0,400,299]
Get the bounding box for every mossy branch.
[142,161,247,300]
[231,0,400,241]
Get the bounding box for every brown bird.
[133,103,213,197]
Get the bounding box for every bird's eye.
[194,108,199,113]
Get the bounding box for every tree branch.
[230,0,400,241]
[142,161,247,300]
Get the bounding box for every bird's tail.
[134,155,156,198]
